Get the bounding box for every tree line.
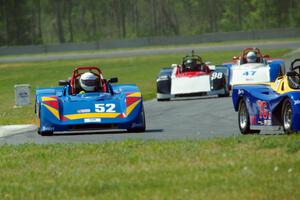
[0,0,299,46]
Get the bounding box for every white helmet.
[246,51,257,63]
[79,72,98,92]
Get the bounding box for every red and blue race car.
[35,66,145,136]
[232,59,300,134]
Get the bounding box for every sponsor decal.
[294,100,300,105]
[84,118,101,123]
[19,91,28,98]
[77,109,91,113]
[238,89,244,95]
[256,100,272,125]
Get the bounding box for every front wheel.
[37,109,53,136]
[127,106,146,133]
[238,100,260,134]
[238,100,251,134]
[38,128,53,136]
[282,98,293,134]
[218,92,230,98]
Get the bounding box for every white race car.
[224,48,285,88]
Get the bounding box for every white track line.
[0,125,36,138]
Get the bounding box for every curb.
[0,124,37,138]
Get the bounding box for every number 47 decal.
[95,104,116,113]
[243,71,256,76]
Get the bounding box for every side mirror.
[108,77,118,83]
[287,71,297,76]
[58,80,68,86]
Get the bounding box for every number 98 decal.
[95,104,116,113]
[211,72,223,80]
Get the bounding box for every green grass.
[0,48,291,125]
[0,135,300,199]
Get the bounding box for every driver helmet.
[183,59,197,70]
[79,72,98,92]
[246,51,257,63]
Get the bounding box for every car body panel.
[232,76,300,131]
[230,63,270,85]
[171,74,210,94]
[225,48,285,88]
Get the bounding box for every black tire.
[127,106,146,133]
[282,98,293,134]
[37,110,53,136]
[238,100,251,134]
[218,92,230,98]
[38,128,53,136]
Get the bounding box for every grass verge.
[0,48,291,125]
[0,135,300,199]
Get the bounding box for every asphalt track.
[0,41,300,63]
[0,46,299,144]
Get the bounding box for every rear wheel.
[282,98,293,134]
[157,93,171,101]
[127,106,146,133]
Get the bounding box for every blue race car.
[35,66,146,136]
[232,59,300,134]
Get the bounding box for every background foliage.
[0,0,299,46]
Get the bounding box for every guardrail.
[0,28,299,56]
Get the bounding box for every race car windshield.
[183,59,203,72]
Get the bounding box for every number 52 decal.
[95,104,116,113]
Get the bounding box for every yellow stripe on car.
[65,113,120,120]
[126,100,141,116]
[127,92,142,97]
[42,97,57,101]
[42,103,60,119]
